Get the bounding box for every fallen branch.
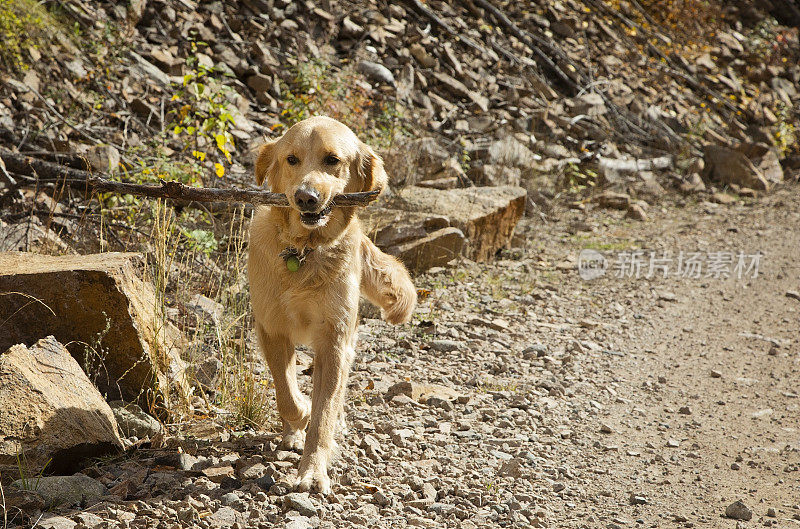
[0,152,381,207]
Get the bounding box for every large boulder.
[386,227,466,273]
[0,336,124,475]
[702,144,772,191]
[361,208,465,272]
[0,252,187,404]
[393,186,527,262]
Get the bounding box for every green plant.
[458,137,471,173]
[181,228,218,256]
[560,162,598,194]
[773,102,798,157]
[0,0,55,72]
[170,42,237,181]
[14,448,48,494]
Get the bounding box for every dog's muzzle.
[299,203,332,227]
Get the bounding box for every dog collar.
[279,246,313,272]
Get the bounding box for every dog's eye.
[287,155,299,166]
[324,154,340,166]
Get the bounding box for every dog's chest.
[271,256,360,345]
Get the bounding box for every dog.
[248,116,417,493]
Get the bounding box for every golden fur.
[248,116,416,493]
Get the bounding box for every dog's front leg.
[256,325,311,450]
[295,339,355,494]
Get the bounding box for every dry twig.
[0,152,380,208]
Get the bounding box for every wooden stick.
[0,151,381,207]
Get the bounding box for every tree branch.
[0,152,380,207]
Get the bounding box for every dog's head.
[255,116,387,232]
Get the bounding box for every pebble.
[428,339,460,352]
[725,500,753,521]
[284,493,318,517]
[629,493,648,505]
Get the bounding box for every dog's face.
[255,116,387,232]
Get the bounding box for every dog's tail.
[360,235,417,325]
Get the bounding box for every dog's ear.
[255,140,277,187]
[353,141,388,193]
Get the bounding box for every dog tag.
[286,255,301,272]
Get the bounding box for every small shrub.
[0,0,55,72]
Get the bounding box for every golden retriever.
[248,116,417,493]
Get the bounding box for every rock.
[85,144,121,173]
[108,401,164,440]
[187,293,224,322]
[206,506,240,528]
[130,97,160,124]
[710,192,737,205]
[386,381,461,404]
[357,61,395,86]
[360,208,463,272]
[735,142,784,184]
[629,493,649,505]
[432,71,489,112]
[409,43,436,68]
[468,164,522,187]
[3,488,45,513]
[625,203,648,221]
[246,73,272,93]
[395,186,526,261]
[386,227,466,273]
[416,176,460,189]
[0,217,73,253]
[13,474,106,508]
[23,69,40,92]
[595,191,630,210]
[429,339,460,352]
[678,406,692,415]
[284,492,318,516]
[38,515,77,529]
[573,92,607,116]
[0,252,187,403]
[786,290,800,301]
[1,337,123,475]
[149,48,183,75]
[194,356,223,389]
[256,474,276,491]
[703,145,770,191]
[725,500,753,521]
[65,59,88,79]
[383,137,450,186]
[128,51,172,86]
[285,519,312,529]
[487,137,538,168]
[424,158,469,186]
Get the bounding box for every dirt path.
[519,187,800,527]
[9,189,798,529]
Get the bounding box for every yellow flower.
[192,150,206,161]
[215,163,225,177]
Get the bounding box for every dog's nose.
[294,188,320,211]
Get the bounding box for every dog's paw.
[295,461,331,495]
[281,427,306,451]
